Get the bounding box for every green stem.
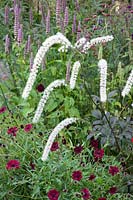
[0,84,10,112]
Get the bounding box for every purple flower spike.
[75,0,80,11]
[18,0,21,9]
[4,5,9,25]
[46,9,50,34]
[77,21,81,41]
[56,0,61,27]
[72,13,76,33]
[14,4,20,39]
[62,0,66,12]
[13,0,17,7]
[29,8,33,26]
[23,35,31,55]
[5,34,10,54]
[64,7,69,27]
[17,24,23,45]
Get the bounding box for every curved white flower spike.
[83,35,114,53]
[70,61,81,89]
[122,70,133,97]
[32,79,66,123]
[74,37,87,49]
[41,117,78,161]
[22,32,72,99]
[98,59,108,102]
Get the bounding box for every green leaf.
[45,98,59,112]
[64,97,75,109]
[68,107,80,117]
[22,107,34,117]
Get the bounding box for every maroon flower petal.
[0,106,7,114]
[89,174,96,181]
[90,139,99,149]
[6,160,20,170]
[109,187,117,195]
[81,188,91,199]
[50,142,59,152]
[72,170,82,181]
[7,126,18,136]
[74,145,83,154]
[47,189,60,200]
[93,149,104,161]
[109,166,119,176]
[24,124,32,132]
[36,84,45,92]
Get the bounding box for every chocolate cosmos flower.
[109,187,117,195]
[0,106,6,114]
[81,188,91,199]
[50,142,59,151]
[6,160,20,170]
[72,170,82,181]
[36,84,45,92]
[109,166,119,176]
[93,149,104,161]
[7,126,18,136]
[74,145,83,154]
[24,124,32,132]
[47,189,60,200]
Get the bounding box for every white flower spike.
[83,35,114,53]
[41,117,78,161]
[70,61,81,89]
[122,70,133,97]
[98,59,108,102]
[22,33,72,99]
[32,79,66,123]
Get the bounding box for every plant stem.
[84,81,121,152]
[0,84,10,112]
[100,104,121,152]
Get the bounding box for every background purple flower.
[64,7,69,27]
[72,13,76,33]
[5,34,10,54]
[56,0,61,27]
[4,5,9,25]
[46,9,50,34]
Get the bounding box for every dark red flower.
[24,124,32,132]
[50,142,59,151]
[93,149,104,161]
[30,162,35,170]
[131,138,133,143]
[72,170,82,181]
[109,166,119,176]
[47,189,60,200]
[0,106,6,114]
[74,145,83,154]
[98,198,106,200]
[89,174,96,181]
[81,188,91,199]
[90,139,98,149]
[6,160,20,170]
[36,84,44,92]
[7,126,18,136]
[62,138,66,145]
[109,187,117,195]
